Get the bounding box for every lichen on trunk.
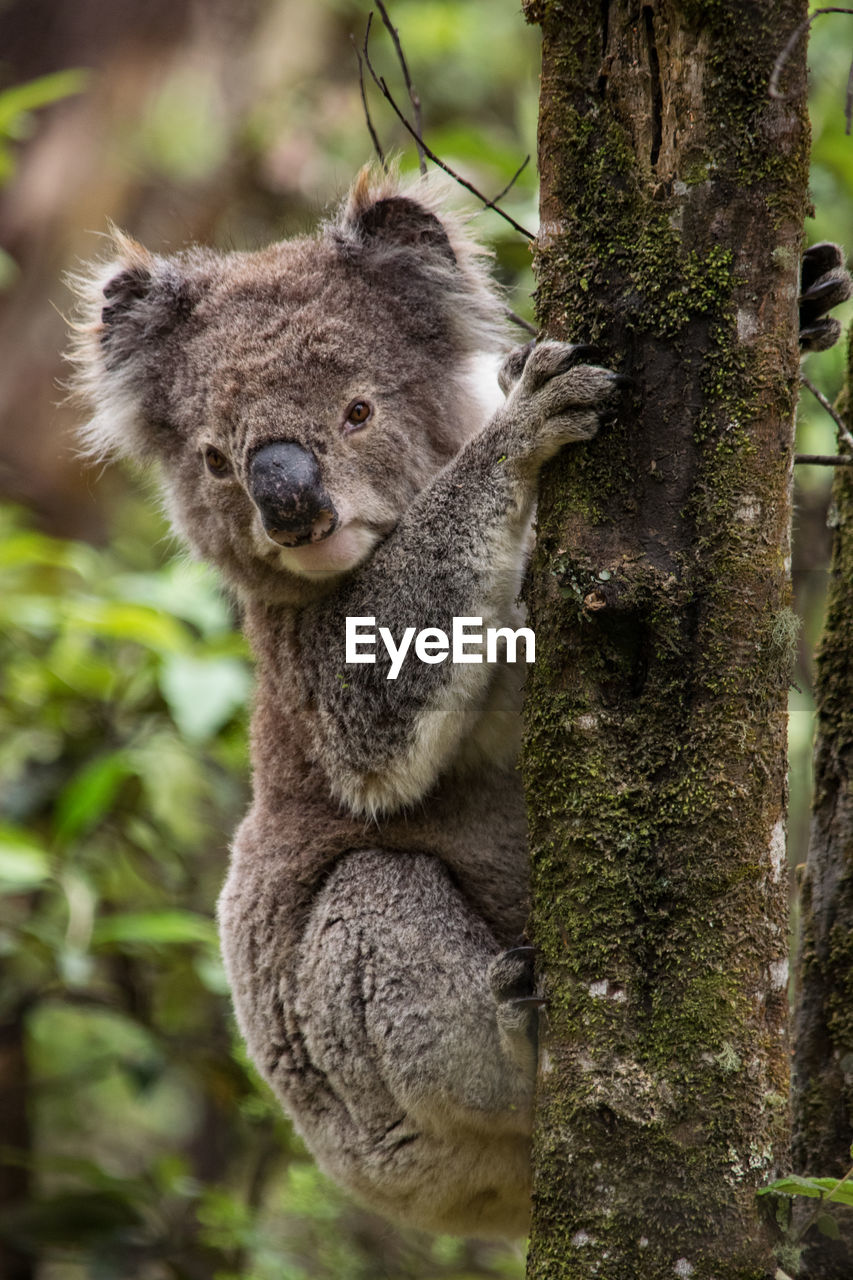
[791,330,853,1279]
[520,3,809,1277]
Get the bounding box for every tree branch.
[801,370,853,453]
[770,8,853,103]
[794,453,853,465]
[350,28,387,171]
[483,154,531,209]
[506,308,538,335]
[374,0,426,175]
[360,14,534,241]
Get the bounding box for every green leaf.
[53,754,135,842]
[64,599,190,652]
[819,1178,853,1207]
[111,561,234,636]
[158,654,251,740]
[760,1175,826,1198]
[0,829,51,891]
[91,910,217,948]
[761,1174,853,1206]
[0,530,74,572]
[0,70,89,135]
[817,1212,842,1239]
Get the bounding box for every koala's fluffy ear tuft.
[96,234,197,370]
[337,166,459,267]
[354,195,456,264]
[332,166,511,357]
[67,229,200,463]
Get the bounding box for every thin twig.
[794,453,853,465]
[801,370,853,452]
[350,28,387,170]
[770,8,853,101]
[374,0,426,175]
[483,154,531,210]
[361,19,534,241]
[506,308,538,335]
[846,53,853,133]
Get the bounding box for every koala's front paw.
[800,242,852,352]
[506,340,625,459]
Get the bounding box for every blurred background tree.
[0,0,849,1276]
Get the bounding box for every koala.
[70,170,850,1239]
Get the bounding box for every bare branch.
[770,8,853,102]
[801,370,853,453]
[794,453,853,466]
[483,154,531,210]
[506,308,538,335]
[361,16,535,241]
[374,0,426,176]
[350,27,387,171]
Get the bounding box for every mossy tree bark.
[791,332,853,1279]
[520,3,809,1277]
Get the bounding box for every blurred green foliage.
[1,0,852,1275]
[0,69,88,287]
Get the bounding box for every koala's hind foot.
[488,944,543,1076]
[800,242,853,352]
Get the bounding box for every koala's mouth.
[264,507,338,547]
[262,517,396,579]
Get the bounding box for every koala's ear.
[339,170,457,265]
[96,237,197,370]
[352,195,456,264]
[68,232,200,463]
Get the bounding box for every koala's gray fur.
[69,169,622,1238]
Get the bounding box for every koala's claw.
[800,241,852,353]
[508,995,548,1010]
[489,947,543,1059]
[519,340,603,395]
[498,340,536,396]
[488,945,536,1005]
[498,340,611,398]
[501,339,625,454]
[800,318,843,353]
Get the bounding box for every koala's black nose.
[248,442,339,546]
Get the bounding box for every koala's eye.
[204,446,231,476]
[344,399,373,431]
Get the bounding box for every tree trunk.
[791,333,853,1278]
[520,3,809,1276]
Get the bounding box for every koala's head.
[69,171,508,604]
